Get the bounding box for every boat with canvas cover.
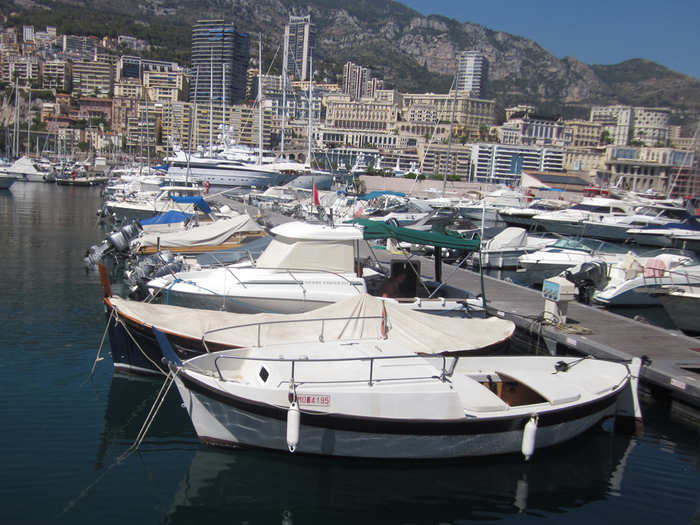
[104,293,515,376]
[146,219,482,314]
[155,326,642,459]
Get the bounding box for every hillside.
[4,0,700,124]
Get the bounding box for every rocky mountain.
[5,0,700,125]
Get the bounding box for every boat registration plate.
[297,394,331,407]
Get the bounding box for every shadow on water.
[160,428,636,524]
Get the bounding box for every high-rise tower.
[284,15,315,81]
[189,19,249,105]
[456,50,488,98]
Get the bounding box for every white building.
[590,105,671,147]
[469,143,565,184]
[284,15,315,81]
[456,50,487,98]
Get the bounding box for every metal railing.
[201,314,386,352]
[212,351,459,386]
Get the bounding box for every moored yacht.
[531,197,636,237]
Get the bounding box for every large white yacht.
[531,197,637,237]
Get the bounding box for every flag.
[313,180,320,206]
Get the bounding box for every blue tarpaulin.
[140,210,192,226]
[357,191,406,201]
[169,195,212,214]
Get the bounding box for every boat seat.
[496,369,581,406]
[449,374,510,413]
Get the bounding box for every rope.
[116,314,168,376]
[125,369,180,455]
[90,307,114,376]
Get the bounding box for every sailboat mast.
[281,24,289,156]
[26,89,31,156]
[209,47,214,157]
[257,34,263,166]
[307,54,313,168]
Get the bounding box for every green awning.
[351,218,480,252]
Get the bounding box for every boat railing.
[641,265,700,288]
[202,314,385,352]
[249,266,365,290]
[212,351,459,386]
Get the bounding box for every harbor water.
[1,183,699,525]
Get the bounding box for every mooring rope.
[90,307,115,377]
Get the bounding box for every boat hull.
[174,372,622,459]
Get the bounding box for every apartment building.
[590,105,671,146]
[71,60,113,97]
[456,50,487,98]
[41,60,68,91]
[469,143,565,183]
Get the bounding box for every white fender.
[287,402,300,453]
[521,414,538,461]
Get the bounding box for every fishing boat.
[104,292,515,376]
[157,327,642,459]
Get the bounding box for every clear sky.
[400,0,700,80]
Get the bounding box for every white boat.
[472,227,557,269]
[0,173,17,189]
[147,221,369,313]
[360,194,433,226]
[5,155,55,182]
[531,197,637,237]
[579,203,690,243]
[104,185,209,221]
[459,188,530,224]
[518,237,634,275]
[656,284,700,335]
[594,250,700,306]
[497,199,571,229]
[159,327,641,459]
[146,219,481,314]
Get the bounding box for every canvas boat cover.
[352,218,481,251]
[131,214,264,250]
[170,195,212,214]
[108,293,515,355]
[140,210,193,226]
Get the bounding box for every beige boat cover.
[132,214,264,250]
[109,293,515,354]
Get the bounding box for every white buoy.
[287,402,300,453]
[521,414,538,461]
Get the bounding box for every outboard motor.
[107,220,143,252]
[84,240,113,269]
[123,250,183,299]
[564,261,608,305]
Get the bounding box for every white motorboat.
[0,173,17,189]
[531,197,637,237]
[656,284,700,335]
[105,292,515,375]
[459,188,530,224]
[594,250,700,307]
[104,185,209,221]
[360,194,433,226]
[147,221,369,313]
[5,155,55,182]
[497,199,571,229]
[158,327,641,459]
[146,219,482,314]
[472,227,557,269]
[627,216,700,251]
[518,237,634,275]
[579,203,690,243]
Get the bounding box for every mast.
[13,77,19,157]
[257,34,263,166]
[444,82,458,197]
[209,47,214,157]
[281,24,289,156]
[26,89,31,156]
[306,54,313,169]
[222,60,227,139]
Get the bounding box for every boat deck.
[399,252,700,409]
